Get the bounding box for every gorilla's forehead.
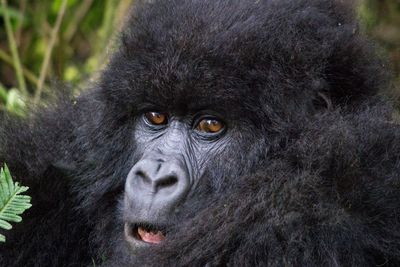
[99,0,382,118]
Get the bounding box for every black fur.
[1,0,400,266]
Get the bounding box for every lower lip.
[137,227,165,244]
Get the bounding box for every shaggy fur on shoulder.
[1,0,399,266]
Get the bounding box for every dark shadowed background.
[0,0,399,115]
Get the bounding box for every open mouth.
[124,222,167,245]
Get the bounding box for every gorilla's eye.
[196,118,224,134]
[144,112,168,125]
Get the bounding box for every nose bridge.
[149,125,189,168]
[148,146,187,176]
[161,122,187,151]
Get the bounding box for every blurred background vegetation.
[0,0,399,115]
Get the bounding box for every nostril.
[156,176,178,189]
[136,170,152,185]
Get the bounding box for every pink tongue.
[138,227,166,244]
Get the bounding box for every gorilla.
[1,0,400,266]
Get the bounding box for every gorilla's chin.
[124,222,167,249]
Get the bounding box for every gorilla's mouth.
[124,222,166,245]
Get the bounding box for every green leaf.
[0,6,24,22]
[4,88,26,117]
[0,164,32,242]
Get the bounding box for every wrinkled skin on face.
[123,109,265,248]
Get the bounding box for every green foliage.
[0,83,26,116]
[0,164,32,242]
[0,5,24,23]
[0,0,133,113]
[359,0,400,87]
[358,2,379,31]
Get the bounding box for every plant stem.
[1,0,27,96]
[64,0,94,43]
[15,0,26,46]
[0,84,8,103]
[34,0,68,105]
[0,48,42,88]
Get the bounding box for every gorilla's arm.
[116,102,400,267]
[0,101,75,181]
[0,97,93,266]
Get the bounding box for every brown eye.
[196,118,224,134]
[145,112,168,125]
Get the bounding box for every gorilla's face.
[122,106,264,249]
[123,110,227,247]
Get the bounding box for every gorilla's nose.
[134,160,179,193]
[125,158,190,205]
